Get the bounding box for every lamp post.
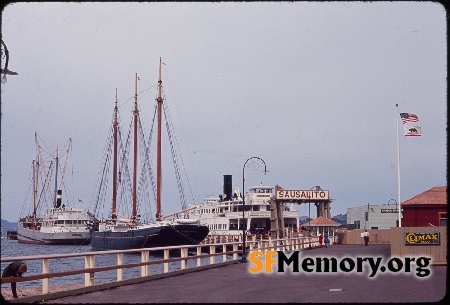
[308,200,311,249]
[307,186,319,249]
[1,39,18,84]
[242,157,267,263]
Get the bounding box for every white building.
[347,203,399,229]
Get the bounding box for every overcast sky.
[1,2,447,223]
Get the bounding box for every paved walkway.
[36,244,447,303]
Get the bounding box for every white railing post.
[209,245,215,265]
[84,255,95,286]
[233,243,238,261]
[223,245,227,262]
[42,258,49,294]
[141,250,149,277]
[117,253,123,281]
[197,246,202,267]
[181,247,189,269]
[164,249,169,273]
[181,247,188,270]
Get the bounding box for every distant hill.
[331,213,347,224]
[298,214,347,225]
[1,219,18,230]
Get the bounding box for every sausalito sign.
[405,232,440,245]
[276,190,329,200]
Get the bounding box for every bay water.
[1,236,224,289]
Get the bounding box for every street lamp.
[242,157,267,263]
[308,200,311,249]
[307,186,317,250]
[1,39,18,84]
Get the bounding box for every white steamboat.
[187,175,299,236]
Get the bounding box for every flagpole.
[396,104,401,227]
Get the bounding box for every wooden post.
[42,258,49,294]
[197,246,202,267]
[141,250,149,276]
[164,249,169,273]
[116,253,123,281]
[84,255,95,286]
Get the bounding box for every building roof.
[302,216,340,227]
[402,186,447,206]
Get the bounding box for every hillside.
[299,214,347,225]
[1,218,18,230]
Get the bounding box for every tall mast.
[34,132,40,219]
[112,88,118,222]
[132,73,138,227]
[35,133,53,201]
[156,58,163,220]
[33,160,37,220]
[53,143,59,208]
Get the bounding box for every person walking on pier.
[324,231,330,248]
[363,229,369,246]
[318,234,323,248]
[2,261,27,298]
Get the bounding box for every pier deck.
[33,244,447,304]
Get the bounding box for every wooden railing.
[1,236,317,302]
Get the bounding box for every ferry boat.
[17,134,91,245]
[18,206,91,245]
[186,175,299,237]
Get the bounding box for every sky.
[0,2,447,223]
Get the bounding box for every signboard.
[404,232,440,245]
[381,208,398,213]
[276,190,329,200]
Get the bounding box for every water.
[1,237,226,289]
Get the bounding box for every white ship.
[18,206,91,245]
[17,133,91,245]
[186,175,299,236]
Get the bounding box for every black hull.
[90,224,209,251]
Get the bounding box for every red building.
[401,186,447,227]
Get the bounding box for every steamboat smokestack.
[56,190,62,208]
[223,175,232,201]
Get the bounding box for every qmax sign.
[276,190,329,200]
[405,232,440,245]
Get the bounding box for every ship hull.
[90,224,209,251]
[17,226,91,245]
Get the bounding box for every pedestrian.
[318,234,323,248]
[2,261,27,298]
[363,229,369,246]
[324,231,330,248]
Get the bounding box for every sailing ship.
[186,175,300,237]
[89,58,209,250]
[17,133,91,245]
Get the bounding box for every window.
[354,221,360,229]
[439,212,447,226]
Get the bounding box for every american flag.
[400,113,419,123]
